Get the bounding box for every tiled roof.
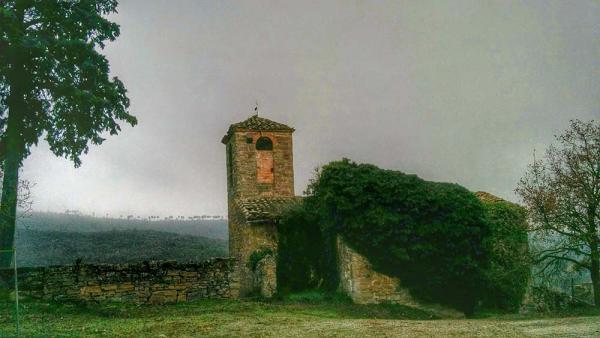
[222,115,294,143]
[231,115,294,132]
[236,196,302,223]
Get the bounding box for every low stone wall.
[1,259,239,304]
[336,236,464,318]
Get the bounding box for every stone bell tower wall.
[227,210,278,296]
[223,117,295,297]
[225,131,294,201]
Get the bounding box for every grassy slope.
[1,298,599,337]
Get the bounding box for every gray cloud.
[22,0,600,217]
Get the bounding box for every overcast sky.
[21,0,600,217]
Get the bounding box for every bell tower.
[221,114,296,296]
[222,114,295,201]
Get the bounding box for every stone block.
[148,290,178,305]
[101,284,117,291]
[80,286,102,296]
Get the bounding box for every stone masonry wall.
[254,254,277,298]
[228,211,278,296]
[225,129,291,297]
[2,259,239,304]
[227,130,294,200]
[336,236,464,318]
[337,236,413,304]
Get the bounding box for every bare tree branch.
[517,119,600,306]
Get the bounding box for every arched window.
[256,137,273,151]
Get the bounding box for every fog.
[22,0,600,217]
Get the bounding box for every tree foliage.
[0,0,136,266]
[516,119,600,306]
[0,0,135,163]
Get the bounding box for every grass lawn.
[1,296,600,337]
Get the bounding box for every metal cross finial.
[254,100,259,116]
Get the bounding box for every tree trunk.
[0,74,25,268]
[0,4,26,269]
[0,145,20,268]
[590,239,600,307]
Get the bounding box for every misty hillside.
[10,212,229,267]
[15,229,228,267]
[17,212,228,240]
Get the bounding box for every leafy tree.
[0,0,136,267]
[516,120,600,306]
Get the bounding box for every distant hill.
[17,212,228,240]
[10,212,229,267]
[15,229,228,267]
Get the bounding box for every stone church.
[221,115,300,297]
[222,115,462,316]
[6,114,515,314]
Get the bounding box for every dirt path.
[187,316,600,337]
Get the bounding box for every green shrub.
[247,248,274,272]
[480,198,530,312]
[284,290,352,304]
[0,286,11,302]
[305,159,491,314]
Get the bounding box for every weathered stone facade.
[337,236,411,305]
[222,115,296,297]
[222,116,295,201]
[336,236,464,318]
[220,115,496,316]
[255,253,277,298]
[227,208,280,296]
[3,259,238,304]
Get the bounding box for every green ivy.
[304,159,491,314]
[247,248,274,272]
[277,204,328,293]
[480,199,530,312]
[277,159,530,315]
